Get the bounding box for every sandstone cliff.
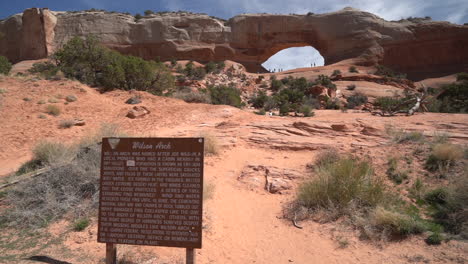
[1,7,467,80]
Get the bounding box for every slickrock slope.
[1,8,468,79]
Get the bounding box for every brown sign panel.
[97,138,204,249]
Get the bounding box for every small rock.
[126,106,150,119]
[74,119,86,126]
[125,96,142,104]
[66,95,78,102]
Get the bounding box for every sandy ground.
[0,66,467,264]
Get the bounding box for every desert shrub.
[28,62,60,79]
[428,81,468,113]
[0,56,12,75]
[270,78,283,92]
[456,72,468,82]
[331,69,341,77]
[425,143,463,172]
[375,65,406,79]
[424,174,468,236]
[208,85,243,108]
[200,132,220,156]
[374,96,406,113]
[73,218,90,231]
[134,13,142,21]
[65,95,77,102]
[349,66,359,73]
[311,148,340,169]
[203,182,215,201]
[314,75,336,90]
[368,206,426,237]
[299,105,314,117]
[144,10,154,16]
[59,119,75,129]
[298,156,384,213]
[16,159,43,175]
[45,105,61,116]
[204,61,217,73]
[388,129,424,144]
[54,36,174,93]
[204,61,224,74]
[254,109,266,115]
[346,84,356,90]
[4,125,125,228]
[347,94,368,109]
[425,231,443,245]
[32,140,76,166]
[249,91,269,109]
[325,98,340,109]
[409,178,425,202]
[386,157,408,184]
[191,67,206,80]
[171,90,211,104]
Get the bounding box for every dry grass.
[425,143,463,173]
[199,132,220,156]
[58,119,75,128]
[2,124,126,229]
[45,104,61,116]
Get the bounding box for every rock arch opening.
[261,46,325,73]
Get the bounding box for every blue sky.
[1,0,467,70]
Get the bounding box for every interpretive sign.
[98,137,204,249]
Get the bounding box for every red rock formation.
[1,7,467,80]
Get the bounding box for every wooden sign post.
[98,138,204,264]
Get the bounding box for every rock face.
[1,8,467,80]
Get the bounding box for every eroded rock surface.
[238,164,302,194]
[1,8,467,80]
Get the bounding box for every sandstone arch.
[1,8,467,80]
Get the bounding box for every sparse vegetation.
[386,157,408,184]
[28,62,60,79]
[425,143,463,173]
[73,218,90,231]
[45,105,61,116]
[346,84,356,90]
[346,94,367,109]
[2,125,124,228]
[349,66,359,73]
[0,56,12,75]
[59,119,75,129]
[331,69,341,77]
[375,65,407,79]
[171,88,211,104]
[200,132,220,156]
[204,61,225,74]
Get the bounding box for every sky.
[1,0,467,70]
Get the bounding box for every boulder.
[126,106,150,119]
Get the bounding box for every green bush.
[375,65,407,79]
[347,94,368,109]
[314,75,336,90]
[427,81,468,113]
[144,10,154,16]
[208,85,243,108]
[346,84,356,90]
[53,36,174,93]
[73,218,90,231]
[28,62,60,79]
[204,61,224,74]
[456,72,468,82]
[349,66,359,73]
[249,91,269,109]
[299,105,314,117]
[424,174,467,236]
[331,69,341,77]
[374,96,406,113]
[0,56,12,75]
